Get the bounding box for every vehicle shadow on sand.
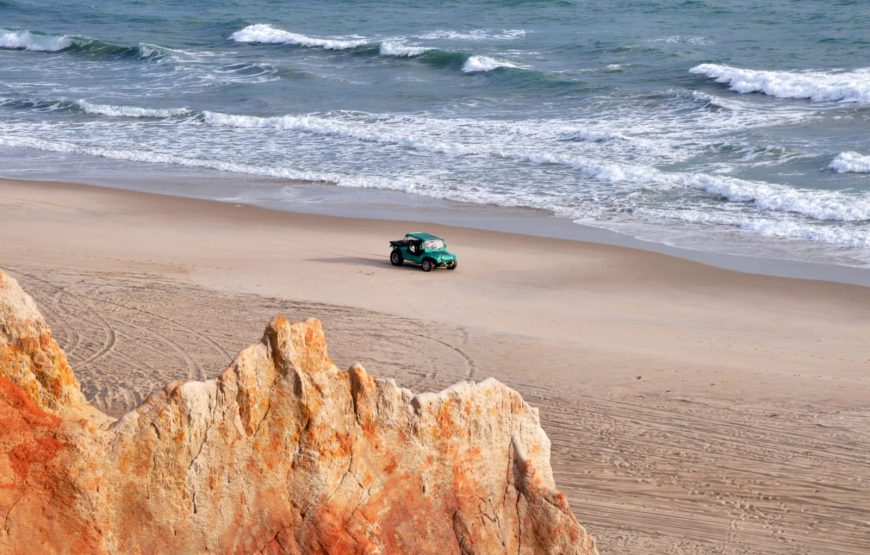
[306,257,418,271]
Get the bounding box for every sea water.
[1,0,868,266]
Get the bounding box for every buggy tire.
[447,260,457,270]
[390,249,404,266]
[421,258,434,272]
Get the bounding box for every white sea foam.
[197,109,870,223]
[654,35,713,45]
[0,29,72,51]
[736,220,869,249]
[5,116,868,251]
[418,29,526,41]
[462,55,521,73]
[137,43,202,62]
[230,24,366,50]
[137,43,169,59]
[379,42,430,57]
[76,99,191,118]
[200,110,539,160]
[199,109,657,164]
[829,152,870,174]
[0,134,335,183]
[690,63,870,103]
[633,207,870,249]
[677,172,870,222]
[561,128,626,142]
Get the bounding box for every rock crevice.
[0,268,598,554]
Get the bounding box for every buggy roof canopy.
[406,232,442,241]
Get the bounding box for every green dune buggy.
[389,232,457,272]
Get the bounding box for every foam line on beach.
[0,88,856,225]
[2,127,868,249]
[0,134,336,183]
[6,104,865,227]
[197,110,870,223]
[633,206,870,248]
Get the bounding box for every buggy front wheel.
[421,258,434,272]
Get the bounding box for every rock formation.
[0,268,597,554]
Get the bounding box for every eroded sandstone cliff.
[0,268,597,554]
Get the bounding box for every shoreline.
[3,168,869,286]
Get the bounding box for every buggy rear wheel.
[390,249,404,266]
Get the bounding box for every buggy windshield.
[422,239,444,250]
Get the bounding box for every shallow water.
[1,0,868,265]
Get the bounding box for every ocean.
[1,0,868,266]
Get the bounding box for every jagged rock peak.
[0,270,104,422]
[0,268,598,554]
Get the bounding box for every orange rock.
[0,268,598,554]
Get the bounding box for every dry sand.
[1,178,869,554]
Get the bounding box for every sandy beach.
[1,177,869,554]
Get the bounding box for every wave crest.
[417,29,526,41]
[229,24,367,50]
[379,42,430,57]
[229,25,530,74]
[0,28,191,64]
[829,151,870,174]
[76,99,191,118]
[690,63,870,104]
[0,28,72,51]
[462,55,521,73]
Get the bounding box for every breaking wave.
[230,24,527,74]
[0,96,190,118]
[0,28,71,51]
[0,28,184,62]
[75,100,191,118]
[229,24,367,50]
[379,42,430,57]
[690,63,870,104]
[462,55,522,73]
[829,151,870,174]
